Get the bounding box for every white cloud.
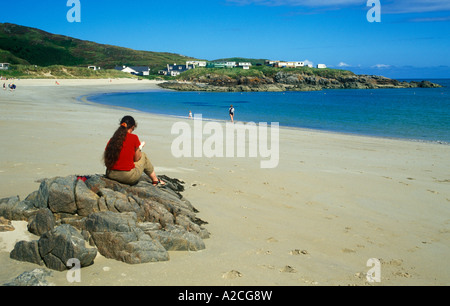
[383,0,450,14]
[338,62,350,67]
[226,0,450,13]
[372,64,392,69]
[303,59,314,66]
[226,0,361,7]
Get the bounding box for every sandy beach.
[0,78,449,286]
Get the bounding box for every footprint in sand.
[256,249,272,255]
[289,249,308,255]
[222,270,243,279]
[380,258,414,279]
[266,237,278,243]
[435,179,450,183]
[280,265,297,273]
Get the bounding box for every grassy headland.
[0,23,202,73]
[158,65,441,92]
[176,65,356,81]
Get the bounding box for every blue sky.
[2,0,450,78]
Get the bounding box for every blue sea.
[88,79,450,144]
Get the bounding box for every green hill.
[0,23,201,72]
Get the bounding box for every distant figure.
[229,105,235,122]
[2,83,5,90]
[55,81,60,85]
[189,110,193,119]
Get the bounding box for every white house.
[265,60,305,68]
[0,63,10,70]
[292,61,305,67]
[88,66,100,71]
[159,64,195,76]
[317,64,327,69]
[186,61,207,67]
[115,65,150,76]
[238,62,252,70]
[283,61,304,68]
[225,62,237,68]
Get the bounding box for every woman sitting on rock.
[104,115,165,186]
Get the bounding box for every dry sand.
[0,78,449,286]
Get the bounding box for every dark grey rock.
[75,179,100,216]
[98,188,136,213]
[38,224,97,271]
[27,208,55,236]
[10,240,44,266]
[143,224,205,251]
[32,179,51,209]
[47,176,77,214]
[3,268,53,286]
[5,174,208,269]
[86,211,169,264]
[0,195,35,221]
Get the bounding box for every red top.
[108,133,141,171]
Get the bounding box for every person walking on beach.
[229,105,235,122]
[189,110,193,119]
[104,115,166,186]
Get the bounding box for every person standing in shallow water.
[229,105,235,122]
[104,115,165,186]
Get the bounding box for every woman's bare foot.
[149,171,166,186]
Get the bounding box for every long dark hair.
[104,116,137,170]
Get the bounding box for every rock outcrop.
[3,268,54,286]
[1,174,209,271]
[158,71,442,92]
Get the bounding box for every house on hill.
[186,61,207,67]
[265,60,305,68]
[206,62,237,69]
[238,62,252,70]
[0,63,10,70]
[88,65,100,71]
[159,64,195,77]
[115,65,150,76]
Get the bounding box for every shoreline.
[82,86,450,147]
[1,79,449,286]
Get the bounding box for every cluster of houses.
[0,59,327,78]
[158,61,253,77]
[156,59,327,77]
[265,60,327,69]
